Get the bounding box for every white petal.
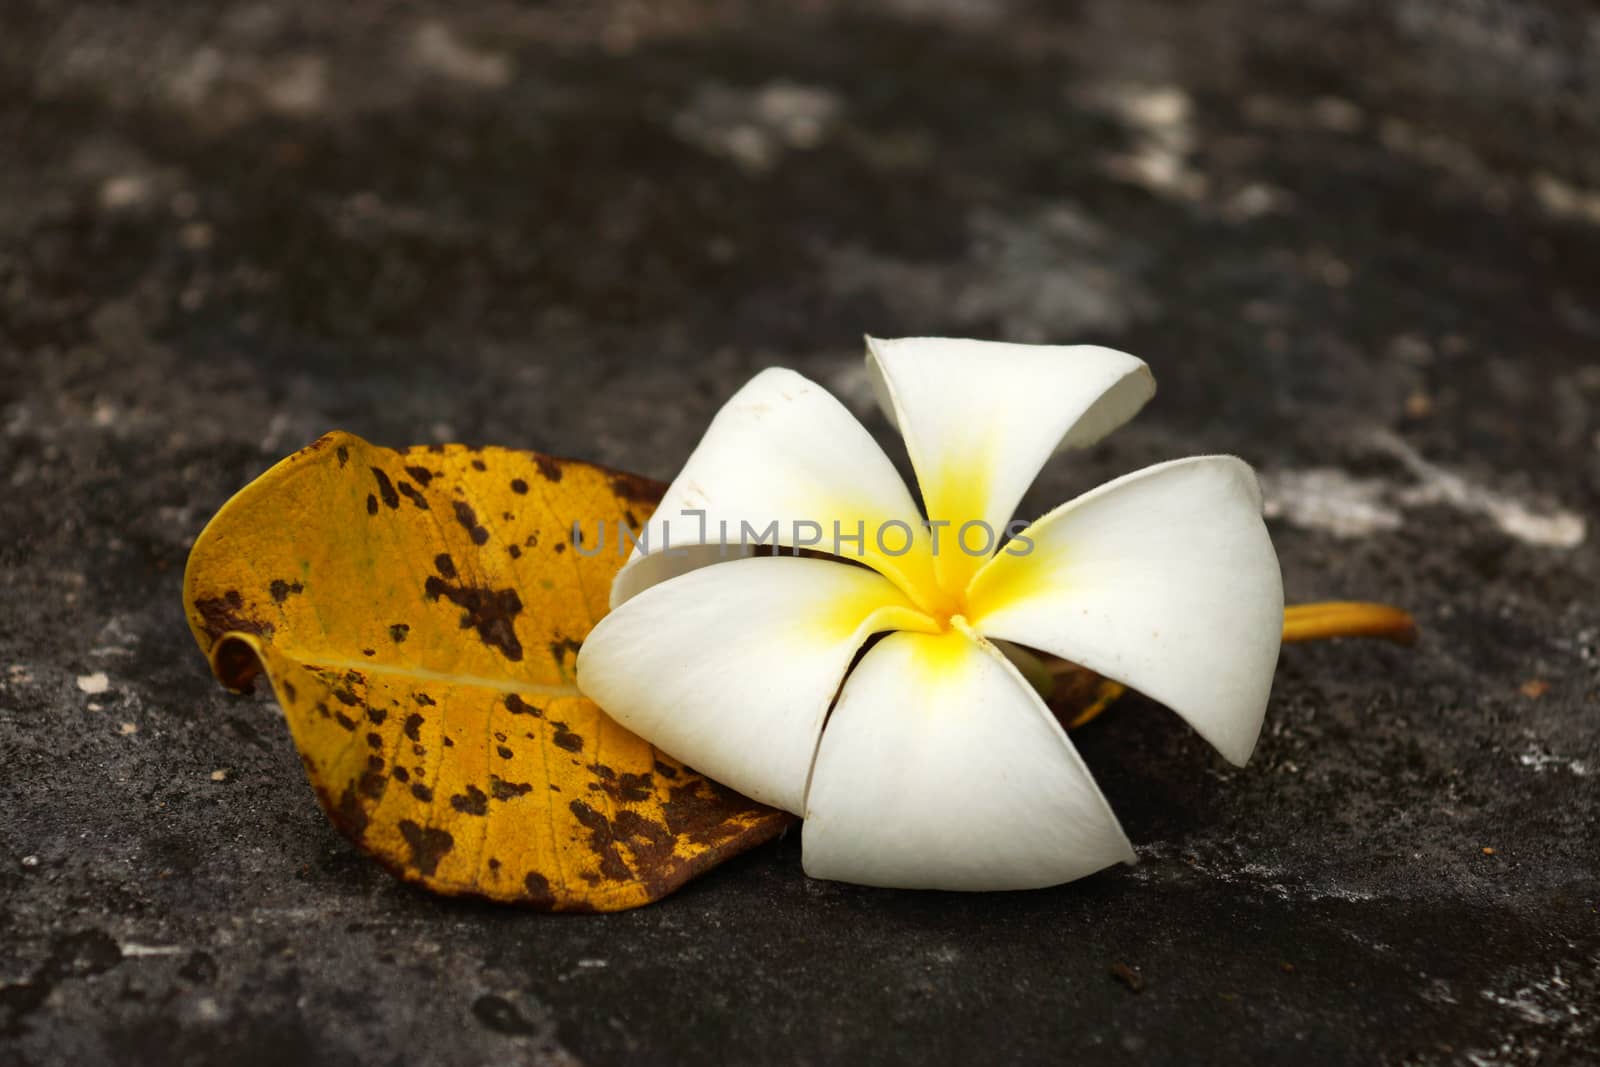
[577,556,935,814]
[864,336,1154,591]
[965,456,1284,766]
[610,368,937,611]
[802,626,1134,890]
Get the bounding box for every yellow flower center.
[920,584,970,633]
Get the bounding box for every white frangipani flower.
[576,337,1284,891]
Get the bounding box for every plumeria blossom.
[576,338,1283,891]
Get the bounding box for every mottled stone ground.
[3,1,1598,1063]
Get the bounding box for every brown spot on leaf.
[424,576,524,661]
[397,481,429,510]
[534,455,564,482]
[508,544,521,559]
[549,637,581,673]
[569,800,633,882]
[366,732,383,749]
[269,579,303,604]
[591,766,653,804]
[336,445,349,466]
[510,478,528,495]
[193,590,269,644]
[404,465,434,486]
[403,713,425,742]
[389,623,410,643]
[371,467,400,509]
[367,707,387,724]
[612,809,675,868]
[505,694,542,718]
[434,554,456,579]
[452,501,490,545]
[522,871,555,907]
[552,724,583,753]
[662,780,752,847]
[334,710,358,731]
[450,785,488,815]
[366,493,379,515]
[472,458,487,472]
[617,772,653,803]
[414,692,436,707]
[394,767,411,783]
[496,744,514,760]
[411,783,434,802]
[490,776,532,800]
[333,787,370,839]
[609,469,664,503]
[398,820,454,876]
[333,687,359,706]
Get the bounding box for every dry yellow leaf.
[183,431,792,912]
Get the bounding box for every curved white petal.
[865,336,1154,592]
[610,367,937,611]
[577,556,936,814]
[965,456,1284,766]
[802,626,1134,890]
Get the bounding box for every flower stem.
[1281,601,1417,645]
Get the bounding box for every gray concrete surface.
[3,1,1598,1063]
